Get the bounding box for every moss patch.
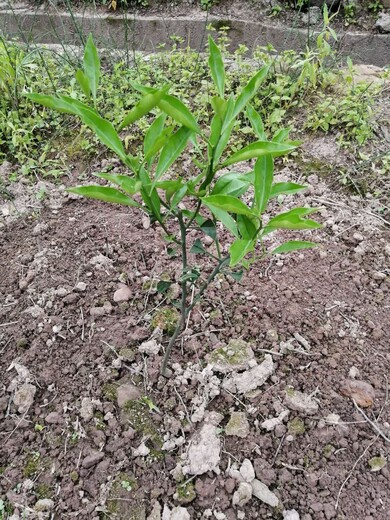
[122,401,162,448]
[102,383,118,401]
[175,480,196,504]
[288,417,306,435]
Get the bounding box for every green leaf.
[205,206,239,238]
[83,34,100,103]
[158,95,200,134]
[208,114,222,160]
[94,173,141,195]
[273,127,291,143]
[119,85,170,130]
[208,36,225,98]
[170,184,187,209]
[265,207,321,232]
[270,182,307,198]
[211,172,251,198]
[202,195,254,216]
[231,65,270,122]
[229,239,255,267]
[200,219,217,240]
[246,104,266,140]
[222,141,295,168]
[75,69,90,98]
[237,214,257,239]
[66,185,139,206]
[157,280,172,293]
[190,239,207,254]
[254,155,273,214]
[271,241,318,254]
[155,126,193,180]
[144,114,167,159]
[229,270,243,282]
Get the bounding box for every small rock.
[44,411,62,424]
[74,281,87,292]
[80,397,95,422]
[285,390,319,415]
[184,424,221,475]
[32,222,49,236]
[90,302,112,317]
[34,499,54,512]
[368,456,387,472]
[375,13,390,33]
[13,383,36,414]
[113,283,132,302]
[232,482,252,507]
[339,379,375,407]
[223,355,274,394]
[225,412,250,438]
[251,479,279,507]
[148,501,162,520]
[134,442,150,457]
[170,507,191,520]
[82,451,105,468]
[348,366,360,379]
[207,339,254,373]
[261,410,289,432]
[117,383,141,408]
[372,271,386,281]
[283,510,300,520]
[240,459,255,483]
[139,339,161,355]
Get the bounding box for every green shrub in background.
[27,34,322,375]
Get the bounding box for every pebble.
[113,283,132,302]
[283,510,300,520]
[339,379,375,407]
[13,383,36,414]
[232,482,252,507]
[45,411,62,424]
[225,412,250,438]
[251,479,279,507]
[34,499,54,512]
[82,451,105,468]
[74,281,87,292]
[285,390,319,415]
[240,459,255,483]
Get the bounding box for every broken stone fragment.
[283,510,300,520]
[207,339,254,373]
[34,499,54,512]
[225,411,250,438]
[240,459,255,483]
[139,339,161,355]
[285,389,319,415]
[223,355,274,394]
[134,442,150,457]
[147,501,162,520]
[339,379,375,408]
[162,505,190,520]
[261,410,289,432]
[82,451,104,468]
[251,479,279,507]
[113,283,132,302]
[232,482,252,507]
[184,423,221,475]
[13,383,36,414]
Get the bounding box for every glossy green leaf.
[75,69,90,98]
[155,126,192,180]
[95,173,141,195]
[202,195,254,216]
[144,114,167,158]
[144,126,174,162]
[231,65,270,121]
[119,85,169,130]
[271,241,318,254]
[66,185,139,206]
[211,172,251,198]
[208,114,222,160]
[246,104,266,140]
[139,167,162,221]
[157,280,172,293]
[254,155,273,214]
[170,184,187,209]
[237,214,257,239]
[204,206,239,237]
[273,127,291,143]
[130,82,156,95]
[270,182,306,198]
[222,141,295,168]
[229,239,255,267]
[190,239,207,255]
[83,34,100,103]
[208,36,225,98]
[229,270,243,282]
[265,207,321,232]
[158,95,200,134]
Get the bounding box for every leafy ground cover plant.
[27,35,322,375]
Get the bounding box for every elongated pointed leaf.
[170,184,187,209]
[270,182,306,198]
[254,155,273,214]
[265,207,321,233]
[158,95,200,134]
[155,126,192,179]
[208,114,222,160]
[83,34,100,103]
[271,241,318,254]
[144,114,167,158]
[190,238,207,255]
[208,36,225,98]
[273,128,291,143]
[237,214,257,239]
[75,69,90,98]
[230,238,255,267]
[200,219,217,240]
[231,65,270,122]
[67,185,139,206]
[130,82,157,95]
[144,126,174,162]
[246,104,266,140]
[139,167,162,221]
[222,141,295,168]
[212,172,251,198]
[95,173,141,195]
[202,195,254,216]
[119,85,170,130]
[204,206,239,237]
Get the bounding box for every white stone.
[133,442,150,457]
[223,355,274,394]
[233,482,252,507]
[283,510,300,520]
[74,281,87,292]
[285,390,319,415]
[184,424,221,475]
[34,499,54,512]
[13,383,36,414]
[261,410,289,432]
[147,501,162,520]
[240,459,255,483]
[251,479,279,507]
[139,339,161,355]
[170,507,191,520]
[80,397,94,422]
[113,283,132,302]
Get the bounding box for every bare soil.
[0,135,390,520]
